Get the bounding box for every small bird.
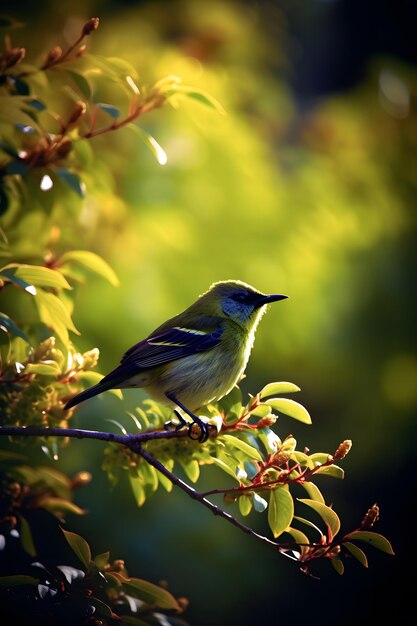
[65,280,287,442]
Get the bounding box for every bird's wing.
[101,325,224,383]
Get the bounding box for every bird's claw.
[173,409,216,443]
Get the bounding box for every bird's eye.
[233,292,248,302]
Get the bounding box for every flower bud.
[2,47,26,69]
[256,415,277,429]
[45,46,62,65]
[271,450,291,467]
[82,348,100,369]
[333,439,352,461]
[360,503,379,529]
[71,471,92,489]
[82,17,100,36]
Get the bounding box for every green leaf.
[209,455,240,481]
[131,126,167,165]
[40,497,86,516]
[97,102,120,118]
[129,475,146,506]
[165,85,226,115]
[347,531,395,555]
[344,541,369,567]
[35,289,79,344]
[62,529,91,569]
[0,575,38,586]
[298,499,341,541]
[122,577,181,610]
[55,168,85,197]
[265,398,312,424]
[268,486,294,538]
[0,312,30,343]
[293,515,324,538]
[17,514,36,557]
[25,362,61,376]
[58,250,119,287]
[299,481,325,503]
[314,464,344,479]
[309,452,331,465]
[238,495,252,516]
[260,382,301,398]
[0,268,36,294]
[222,434,262,461]
[179,459,200,483]
[94,551,110,569]
[67,70,92,99]
[0,264,71,290]
[218,385,243,417]
[284,527,310,555]
[330,558,345,575]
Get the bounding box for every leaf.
[314,464,344,479]
[62,529,91,569]
[344,542,368,567]
[260,382,301,398]
[222,434,262,461]
[298,499,341,541]
[55,167,85,197]
[179,459,200,483]
[28,99,46,111]
[209,456,240,481]
[0,268,36,294]
[257,428,281,454]
[265,398,312,424]
[165,86,226,115]
[347,531,395,555]
[129,475,146,507]
[330,558,345,575]
[0,264,71,290]
[293,515,324,538]
[284,527,310,556]
[0,312,30,343]
[97,102,120,118]
[94,551,110,569]
[268,486,294,538]
[252,492,268,512]
[58,250,119,287]
[218,385,242,417]
[17,514,36,557]
[131,126,167,165]
[299,481,325,503]
[39,497,86,516]
[25,362,61,376]
[238,495,252,516]
[67,70,92,99]
[35,289,79,344]
[57,565,85,584]
[0,575,38,586]
[122,577,181,610]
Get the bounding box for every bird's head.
[199,280,287,328]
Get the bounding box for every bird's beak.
[256,294,288,307]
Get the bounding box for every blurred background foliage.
[1,0,415,624]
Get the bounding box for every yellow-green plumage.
[65,280,287,440]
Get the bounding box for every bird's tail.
[64,380,114,410]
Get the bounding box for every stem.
[0,424,287,557]
[135,444,285,554]
[0,425,185,445]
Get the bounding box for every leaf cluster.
[0,451,188,626]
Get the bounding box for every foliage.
[0,11,395,625]
[0,454,188,625]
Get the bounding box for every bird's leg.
[165,392,214,443]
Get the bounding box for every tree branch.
[0,424,291,558]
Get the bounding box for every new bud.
[45,46,62,65]
[333,439,352,461]
[82,17,100,36]
[68,101,87,125]
[2,47,26,69]
[360,503,380,529]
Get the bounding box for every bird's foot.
[173,409,216,443]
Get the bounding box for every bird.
[65,280,287,442]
